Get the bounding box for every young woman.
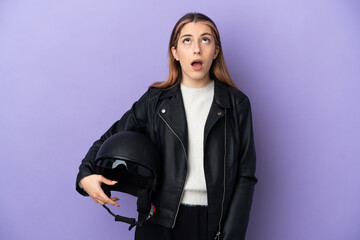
[76,12,258,240]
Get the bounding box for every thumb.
[100,176,118,185]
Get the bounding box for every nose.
[193,40,201,55]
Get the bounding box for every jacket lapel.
[158,84,188,153]
[204,79,230,142]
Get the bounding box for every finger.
[90,195,104,205]
[110,197,119,202]
[98,192,119,207]
[106,198,120,207]
[100,176,118,186]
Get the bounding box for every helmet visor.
[97,158,152,177]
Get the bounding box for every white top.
[180,80,214,206]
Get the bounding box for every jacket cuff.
[75,170,93,196]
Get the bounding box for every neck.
[181,75,212,88]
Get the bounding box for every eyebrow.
[180,33,213,39]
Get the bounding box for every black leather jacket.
[76,79,258,240]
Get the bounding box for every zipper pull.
[214,231,221,240]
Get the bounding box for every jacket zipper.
[215,109,227,239]
[158,112,188,228]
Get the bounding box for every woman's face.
[171,22,219,87]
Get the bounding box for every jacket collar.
[159,78,231,109]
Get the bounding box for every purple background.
[1,0,359,239]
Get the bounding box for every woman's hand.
[80,174,120,207]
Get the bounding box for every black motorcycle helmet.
[95,131,161,230]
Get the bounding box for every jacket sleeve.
[221,96,258,240]
[75,90,149,196]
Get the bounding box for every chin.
[182,67,211,82]
[188,72,208,80]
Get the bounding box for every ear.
[214,46,220,60]
[171,46,179,61]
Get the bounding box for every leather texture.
[76,79,258,240]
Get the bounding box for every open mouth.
[191,59,203,70]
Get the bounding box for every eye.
[202,38,210,43]
[183,38,191,44]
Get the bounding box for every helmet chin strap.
[102,204,138,230]
[102,204,155,231]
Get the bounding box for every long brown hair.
[151,12,237,89]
